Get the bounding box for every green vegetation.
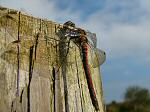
[106,86,150,112]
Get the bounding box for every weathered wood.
[0,6,105,112]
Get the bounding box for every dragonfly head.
[62,21,88,44]
[64,21,75,28]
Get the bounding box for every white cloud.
[140,0,150,11]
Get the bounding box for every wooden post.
[0,6,105,112]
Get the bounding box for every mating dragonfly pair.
[58,21,106,111]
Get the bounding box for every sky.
[1,0,150,103]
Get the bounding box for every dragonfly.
[57,21,106,67]
[57,21,106,111]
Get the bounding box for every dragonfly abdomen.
[81,42,99,111]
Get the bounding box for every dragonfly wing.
[87,31,97,48]
[90,48,106,68]
[87,31,106,67]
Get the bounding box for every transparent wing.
[86,31,97,48]
[89,47,106,68]
[86,31,106,67]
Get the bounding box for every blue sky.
[1,0,150,103]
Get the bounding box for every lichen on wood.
[0,6,105,112]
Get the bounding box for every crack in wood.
[27,45,34,112]
[34,19,41,60]
[19,89,24,103]
[52,67,56,112]
[16,11,21,96]
[11,101,14,112]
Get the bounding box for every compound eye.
[64,21,75,27]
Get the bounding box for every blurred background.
[1,0,150,111]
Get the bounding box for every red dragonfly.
[58,21,106,111]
